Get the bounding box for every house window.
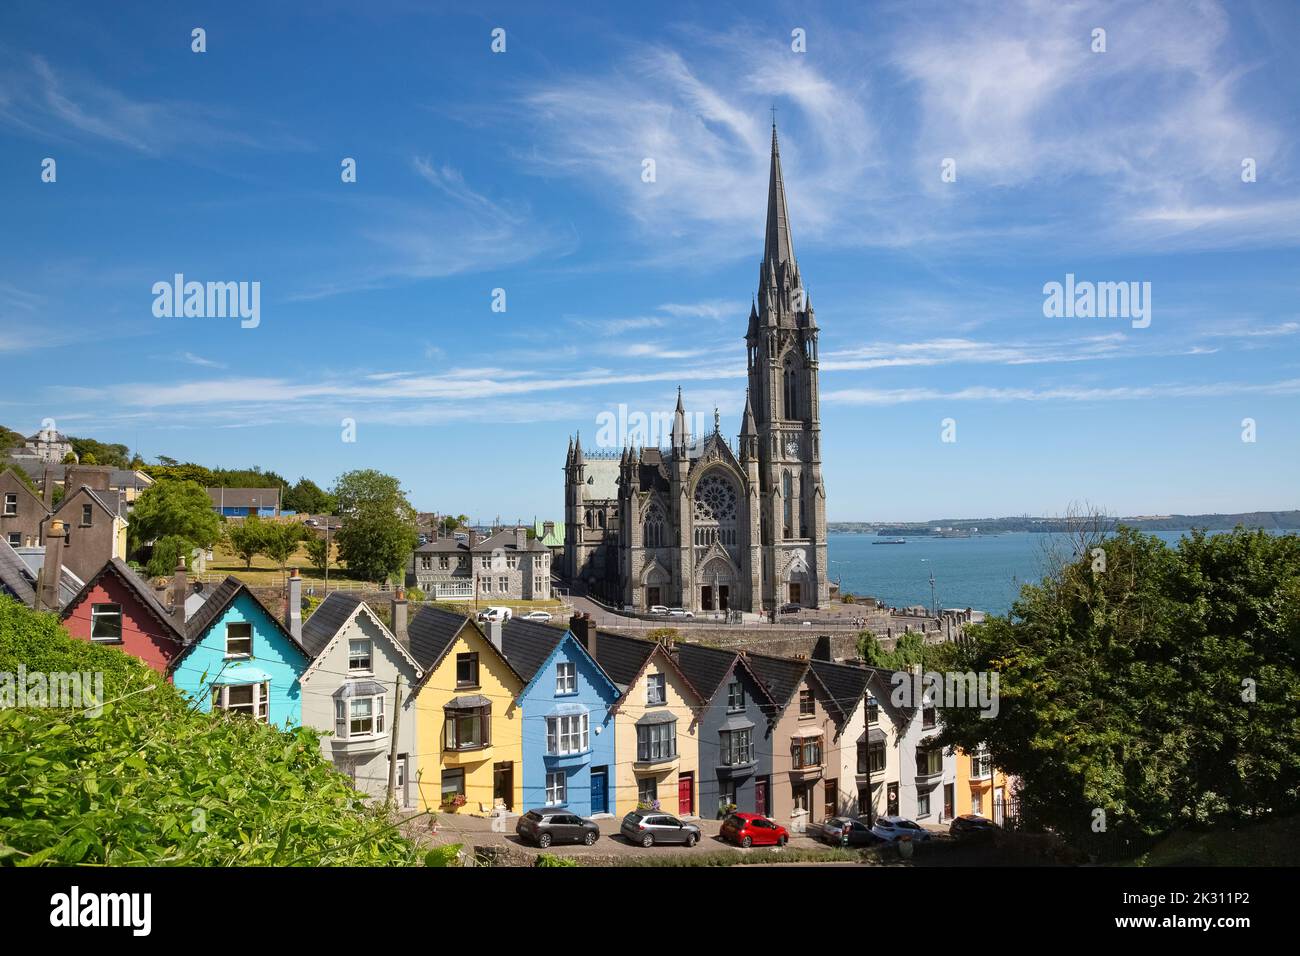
[917,744,943,776]
[798,688,814,717]
[972,790,983,815]
[555,661,576,695]
[348,639,372,673]
[534,577,546,593]
[2,493,15,516]
[480,556,491,569]
[506,555,517,569]
[970,747,992,779]
[212,682,269,722]
[720,728,752,766]
[6,533,18,547]
[922,704,936,729]
[918,789,932,818]
[859,740,886,774]
[444,703,490,750]
[546,713,590,755]
[482,577,493,593]
[80,503,93,526]
[441,769,465,802]
[726,680,745,713]
[498,576,508,592]
[225,621,252,657]
[545,771,566,806]
[636,722,676,761]
[335,695,385,738]
[439,556,449,570]
[420,555,432,571]
[90,603,122,642]
[792,736,822,770]
[637,777,658,805]
[456,652,479,687]
[866,696,879,725]
[646,673,666,705]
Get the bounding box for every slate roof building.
[408,525,552,601]
[563,122,829,614]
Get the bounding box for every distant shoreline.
[829,512,1300,535]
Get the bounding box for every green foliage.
[858,630,956,671]
[141,463,216,485]
[61,452,77,465]
[0,597,426,865]
[259,523,304,576]
[406,586,425,602]
[304,535,331,577]
[66,438,129,469]
[333,470,418,585]
[534,852,579,867]
[0,425,26,457]
[129,480,222,555]
[283,477,336,516]
[646,627,681,643]
[142,463,288,492]
[145,535,192,578]
[225,518,267,569]
[79,452,98,466]
[937,527,1300,848]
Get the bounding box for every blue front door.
[590,767,608,815]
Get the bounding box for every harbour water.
[828,529,1293,617]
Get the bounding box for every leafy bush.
[0,597,426,866]
[534,852,579,867]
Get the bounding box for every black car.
[949,814,1000,841]
[515,809,601,848]
[814,816,885,847]
[778,602,802,614]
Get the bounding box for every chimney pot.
[171,556,188,628]
[286,567,303,642]
[488,618,503,652]
[37,519,66,610]
[391,587,409,647]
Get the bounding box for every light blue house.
[170,575,308,728]
[500,617,620,816]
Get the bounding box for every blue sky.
[1,0,1298,522]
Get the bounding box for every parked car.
[667,608,695,618]
[303,518,318,527]
[515,809,600,848]
[477,606,513,623]
[813,816,884,847]
[778,602,803,614]
[520,610,552,622]
[649,604,670,615]
[870,816,932,843]
[950,814,1000,841]
[720,812,789,848]
[620,810,701,847]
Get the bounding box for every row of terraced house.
[4,535,1011,828]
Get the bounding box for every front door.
[789,582,802,604]
[719,585,730,611]
[492,762,513,811]
[824,779,838,818]
[754,777,768,817]
[590,767,608,815]
[678,772,694,816]
[887,782,900,816]
[646,587,660,608]
[701,586,713,611]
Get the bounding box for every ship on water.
[872,538,907,545]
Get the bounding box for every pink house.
[60,558,187,676]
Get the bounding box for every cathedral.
[563,123,828,614]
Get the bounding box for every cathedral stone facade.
[563,124,829,614]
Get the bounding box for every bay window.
[334,693,385,738]
[444,703,490,750]
[720,728,752,766]
[212,682,269,722]
[546,712,589,755]
[636,721,676,762]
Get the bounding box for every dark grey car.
[620,809,701,847]
[516,809,600,848]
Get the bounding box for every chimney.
[171,556,188,629]
[488,618,503,652]
[514,526,526,551]
[286,568,303,642]
[391,586,409,647]
[543,520,555,538]
[67,464,111,493]
[569,612,597,659]
[37,519,65,610]
[42,470,54,510]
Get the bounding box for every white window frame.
[90,603,123,642]
[646,673,666,705]
[348,638,373,673]
[213,682,269,722]
[2,493,16,516]
[546,712,589,755]
[225,621,252,658]
[335,694,385,739]
[545,771,566,806]
[555,661,576,695]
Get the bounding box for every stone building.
[563,123,829,614]
[409,526,552,601]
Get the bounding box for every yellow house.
[408,606,524,815]
[955,745,1013,822]
[590,631,703,817]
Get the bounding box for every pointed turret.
[763,123,796,274]
[671,387,691,457]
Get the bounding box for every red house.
[60,558,187,676]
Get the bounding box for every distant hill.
[830,512,1300,534]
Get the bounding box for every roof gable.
[509,628,621,702]
[175,576,310,670]
[298,591,422,683]
[408,605,523,693]
[59,558,185,644]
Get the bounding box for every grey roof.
[581,459,620,501]
[590,630,658,688]
[635,709,677,726]
[206,487,281,509]
[334,678,387,698]
[446,694,491,709]
[413,527,548,555]
[809,659,872,727]
[0,541,84,609]
[499,617,567,682]
[52,486,126,520]
[60,558,185,643]
[671,643,739,701]
[406,604,473,672]
[745,652,810,714]
[179,575,309,663]
[301,591,364,658]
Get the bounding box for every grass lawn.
[205,541,367,587]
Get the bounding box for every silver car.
[870,815,932,843]
[620,810,701,847]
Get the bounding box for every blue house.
[500,617,621,816]
[205,487,281,518]
[170,576,308,728]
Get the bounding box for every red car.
[720,812,789,848]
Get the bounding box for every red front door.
[678,773,694,815]
[755,778,768,816]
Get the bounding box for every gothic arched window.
[782,470,793,538]
[643,501,665,548]
[693,472,738,548]
[783,357,799,420]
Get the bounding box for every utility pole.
[385,675,404,809]
[324,519,331,594]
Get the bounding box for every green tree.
[68,437,129,468]
[225,518,267,569]
[304,534,331,577]
[937,526,1300,850]
[284,477,336,515]
[259,523,304,582]
[128,479,222,556]
[146,534,192,578]
[80,452,98,466]
[333,470,418,584]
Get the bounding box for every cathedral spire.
[763,122,796,273]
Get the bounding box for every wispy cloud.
[824,378,1300,406]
